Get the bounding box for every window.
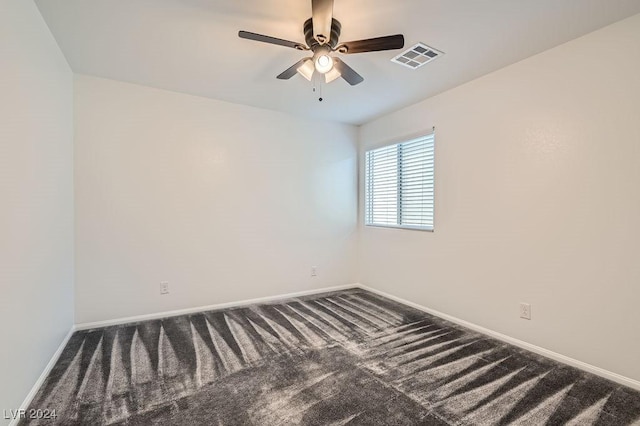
[365,132,434,231]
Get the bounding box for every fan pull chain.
[312,73,323,102]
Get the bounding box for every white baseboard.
[357,283,640,391]
[9,326,76,426]
[75,283,360,331]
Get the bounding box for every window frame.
[364,131,435,232]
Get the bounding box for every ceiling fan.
[238,0,405,86]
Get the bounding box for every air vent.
[391,43,443,69]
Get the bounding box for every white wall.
[359,13,640,382]
[74,75,358,324]
[0,0,74,421]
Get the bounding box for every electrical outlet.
[160,281,169,295]
[520,303,531,320]
[311,266,318,277]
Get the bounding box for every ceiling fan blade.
[238,31,306,50]
[277,58,311,80]
[337,34,405,54]
[333,58,364,86]
[311,0,334,44]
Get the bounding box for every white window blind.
[365,133,434,231]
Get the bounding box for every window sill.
[364,224,434,232]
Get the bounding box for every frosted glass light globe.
[315,54,333,74]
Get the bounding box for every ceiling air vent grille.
[391,43,443,69]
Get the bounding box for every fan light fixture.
[324,66,341,83]
[315,54,333,74]
[297,59,315,81]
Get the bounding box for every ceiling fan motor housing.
[304,18,341,51]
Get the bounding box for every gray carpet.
[23,289,640,425]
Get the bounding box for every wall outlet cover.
[520,303,531,320]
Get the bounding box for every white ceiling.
[35,0,640,125]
